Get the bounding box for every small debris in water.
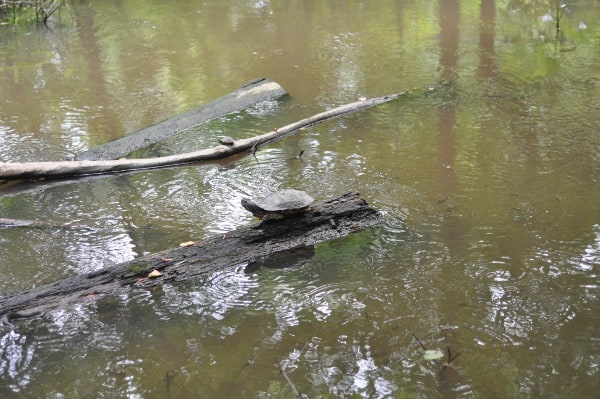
[148,269,163,278]
[424,349,444,360]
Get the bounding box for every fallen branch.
[0,192,380,325]
[0,92,405,181]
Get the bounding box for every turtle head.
[241,198,267,218]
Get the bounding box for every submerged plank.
[75,77,287,161]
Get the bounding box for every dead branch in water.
[0,92,404,181]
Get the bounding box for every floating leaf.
[424,349,444,361]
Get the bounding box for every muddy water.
[1,1,599,398]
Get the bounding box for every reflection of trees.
[0,0,65,24]
[479,0,497,79]
[436,0,459,245]
[434,3,463,397]
[500,0,585,51]
[72,4,122,145]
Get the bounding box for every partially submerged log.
[0,217,39,228]
[76,78,288,161]
[0,92,405,181]
[0,217,91,230]
[0,192,380,327]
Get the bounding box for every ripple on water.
[0,302,122,394]
[305,282,373,324]
[574,224,600,274]
[0,329,35,392]
[160,265,258,323]
[35,302,125,352]
[286,333,409,398]
[251,276,314,335]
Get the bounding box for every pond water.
[1,1,599,398]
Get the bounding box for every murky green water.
[1,1,599,398]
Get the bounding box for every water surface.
[1,1,599,398]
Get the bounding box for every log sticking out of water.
[0,192,381,326]
[76,78,288,161]
[0,92,405,181]
[0,217,91,230]
[0,217,40,228]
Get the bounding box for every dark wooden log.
[0,92,405,181]
[75,78,288,161]
[0,192,380,327]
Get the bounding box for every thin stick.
[412,332,427,351]
[280,366,302,399]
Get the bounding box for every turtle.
[241,189,314,223]
[218,136,235,146]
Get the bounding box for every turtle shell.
[254,189,314,212]
[218,136,235,146]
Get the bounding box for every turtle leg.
[252,213,284,229]
[252,214,272,229]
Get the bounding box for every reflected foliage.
[0,0,65,25]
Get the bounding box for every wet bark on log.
[0,192,380,327]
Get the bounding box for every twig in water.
[447,346,460,364]
[412,332,427,350]
[554,2,567,55]
[165,369,176,399]
[250,143,260,165]
[280,366,302,399]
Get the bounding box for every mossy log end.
[0,192,381,327]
